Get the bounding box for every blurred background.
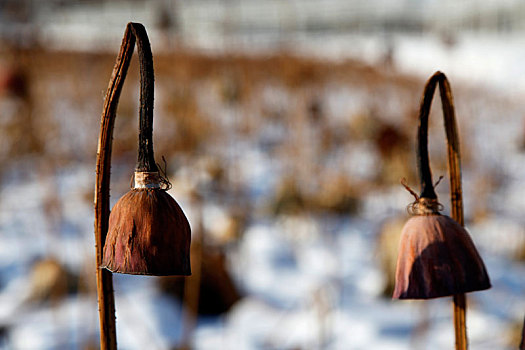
[0,0,524,349]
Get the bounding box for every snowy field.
[0,17,524,350]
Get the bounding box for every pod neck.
[134,171,160,189]
[130,23,158,173]
[417,73,439,200]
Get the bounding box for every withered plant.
[520,317,525,350]
[94,23,190,349]
[393,72,490,349]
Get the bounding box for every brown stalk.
[180,199,204,349]
[520,317,525,350]
[417,71,467,349]
[94,22,154,349]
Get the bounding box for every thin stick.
[181,198,204,349]
[401,178,419,201]
[439,73,468,350]
[417,71,467,349]
[94,22,153,349]
[520,317,525,350]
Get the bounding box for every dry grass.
[2,48,478,219]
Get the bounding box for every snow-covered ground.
[0,158,523,349]
[1,7,525,349]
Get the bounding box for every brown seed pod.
[393,72,490,305]
[99,22,191,277]
[393,204,490,299]
[101,179,191,276]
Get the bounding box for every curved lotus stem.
[132,23,158,173]
[94,22,155,349]
[416,71,467,349]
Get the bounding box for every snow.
[2,161,520,348]
[1,5,525,349]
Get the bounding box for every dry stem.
[417,71,467,350]
[94,22,155,349]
